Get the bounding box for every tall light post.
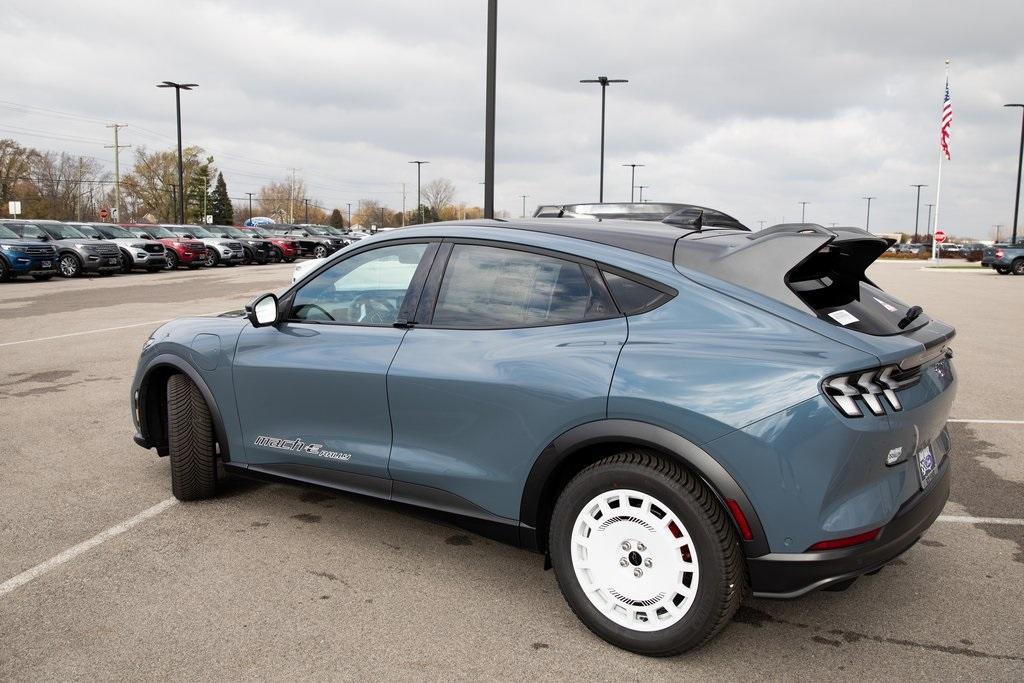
[925,203,934,237]
[484,0,497,219]
[622,163,644,202]
[798,201,810,223]
[520,194,529,218]
[910,184,928,241]
[409,160,429,224]
[862,196,876,231]
[635,185,649,203]
[347,202,352,227]
[580,76,628,202]
[245,192,254,221]
[1004,104,1024,244]
[156,81,198,224]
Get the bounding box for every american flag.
[940,77,952,160]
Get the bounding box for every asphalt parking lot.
[1,260,1022,680]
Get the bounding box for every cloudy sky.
[4,0,1024,237]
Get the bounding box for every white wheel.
[571,489,700,632]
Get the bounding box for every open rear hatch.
[674,224,954,363]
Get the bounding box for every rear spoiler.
[674,224,892,312]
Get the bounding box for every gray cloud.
[3,0,1023,236]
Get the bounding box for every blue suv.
[0,223,58,281]
[131,214,955,656]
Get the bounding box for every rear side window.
[432,244,616,328]
[601,271,674,315]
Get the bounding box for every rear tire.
[997,267,1011,275]
[549,450,745,657]
[98,270,115,276]
[271,246,283,263]
[166,374,218,501]
[1012,259,1024,275]
[0,257,9,282]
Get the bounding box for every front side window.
[14,224,45,238]
[290,243,428,325]
[431,244,616,328]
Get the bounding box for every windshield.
[142,227,175,238]
[247,228,270,237]
[45,224,87,239]
[304,226,330,235]
[101,225,135,239]
[187,227,214,238]
[73,225,100,238]
[221,227,247,238]
[0,225,18,239]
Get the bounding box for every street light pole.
[156,81,198,224]
[484,0,497,219]
[347,202,352,227]
[1004,104,1024,244]
[622,163,644,202]
[245,192,254,221]
[862,196,876,231]
[304,198,310,223]
[798,201,810,223]
[925,203,934,237]
[409,160,429,224]
[581,76,628,203]
[520,194,528,218]
[910,184,928,241]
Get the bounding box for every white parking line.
[948,418,1024,425]
[0,498,177,599]
[937,515,1024,526]
[0,311,226,348]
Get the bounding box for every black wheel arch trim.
[519,419,770,557]
[136,353,231,461]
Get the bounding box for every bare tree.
[258,176,308,223]
[22,151,108,220]
[421,178,456,218]
[121,145,211,222]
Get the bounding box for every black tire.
[188,264,202,270]
[224,261,237,267]
[119,250,133,274]
[284,256,296,263]
[0,257,9,282]
[242,246,254,264]
[165,250,179,270]
[31,272,55,281]
[98,270,115,276]
[549,450,745,657]
[313,244,328,259]
[1012,259,1024,276]
[166,374,218,501]
[997,267,1011,275]
[58,253,82,278]
[204,249,219,268]
[270,246,283,263]
[147,266,163,273]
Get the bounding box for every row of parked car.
[0,219,372,282]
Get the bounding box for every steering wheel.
[352,293,397,325]
[301,303,336,321]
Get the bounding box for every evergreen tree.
[328,208,345,230]
[211,171,234,225]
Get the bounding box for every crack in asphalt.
[733,606,1024,662]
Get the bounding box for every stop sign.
[934,229,946,243]
[99,208,109,220]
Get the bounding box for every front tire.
[31,272,55,281]
[549,451,744,657]
[997,267,1011,275]
[204,249,219,268]
[58,253,82,278]
[1012,259,1024,275]
[165,250,179,270]
[0,257,9,282]
[313,244,328,259]
[119,250,133,274]
[166,374,218,501]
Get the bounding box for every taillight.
[808,528,880,551]
[823,365,913,417]
[995,249,1004,258]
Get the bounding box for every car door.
[386,241,628,521]
[232,240,437,495]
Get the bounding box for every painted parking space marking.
[948,418,1024,425]
[0,498,177,599]
[936,515,1024,526]
[0,311,224,348]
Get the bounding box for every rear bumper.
[747,456,950,598]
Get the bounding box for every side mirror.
[246,293,280,328]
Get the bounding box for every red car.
[240,226,298,262]
[125,225,207,270]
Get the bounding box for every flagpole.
[932,59,950,263]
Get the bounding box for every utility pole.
[484,0,497,219]
[347,202,352,227]
[622,163,644,202]
[156,81,197,224]
[635,185,649,202]
[520,194,529,218]
[580,76,629,202]
[401,182,407,227]
[925,203,934,236]
[304,198,310,223]
[409,160,429,224]
[1004,104,1024,244]
[105,124,131,222]
[758,220,766,230]
[798,201,810,223]
[288,168,300,223]
[862,196,876,231]
[913,185,929,241]
[994,224,1004,242]
[245,192,254,221]
[201,168,208,223]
